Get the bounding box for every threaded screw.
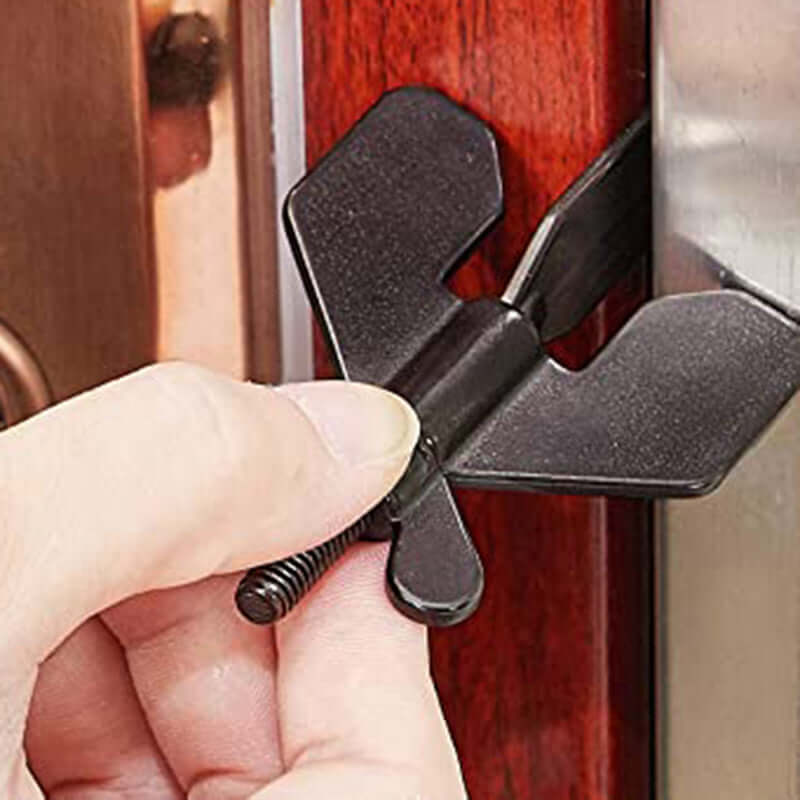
[235,505,393,625]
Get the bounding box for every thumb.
[0,362,418,672]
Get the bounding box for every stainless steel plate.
[655,1,800,797]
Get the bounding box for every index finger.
[263,543,468,799]
[0,363,417,675]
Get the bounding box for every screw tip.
[235,579,285,625]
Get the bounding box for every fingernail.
[278,382,420,467]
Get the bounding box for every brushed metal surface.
[0,1,285,413]
[654,0,800,312]
[655,1,800,797]
[0,0,155,401]
[0,320,52,424]
[658,405,800,800]
[269,0,312,382]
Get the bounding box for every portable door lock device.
[235,87,800,627]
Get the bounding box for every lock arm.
[503,113,651,341]
[448,290,800,497]
[268,86,800,629]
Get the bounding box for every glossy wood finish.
[301,2,650,797]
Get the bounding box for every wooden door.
[0,3,651,796]
[301,3,651,798]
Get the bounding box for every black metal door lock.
[235,87,800,627]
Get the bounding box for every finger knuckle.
[138,361,256,489]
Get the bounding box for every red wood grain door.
[301,2,651,798]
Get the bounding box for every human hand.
[0,364,466,799]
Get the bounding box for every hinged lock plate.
[281,87,800,624]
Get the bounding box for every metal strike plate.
[655,2,800,797]
[284,87,800,625]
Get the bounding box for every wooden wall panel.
[301,2,650,797]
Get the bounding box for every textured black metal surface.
[503,113,651,341]
[238,87,800,629]
[387,475,483,626]
[449,291,800,496]
[388,299,541,462]
[284,87,501,386]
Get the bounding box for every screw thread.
[235,510,382,625]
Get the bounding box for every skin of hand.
[0,363,467,799]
